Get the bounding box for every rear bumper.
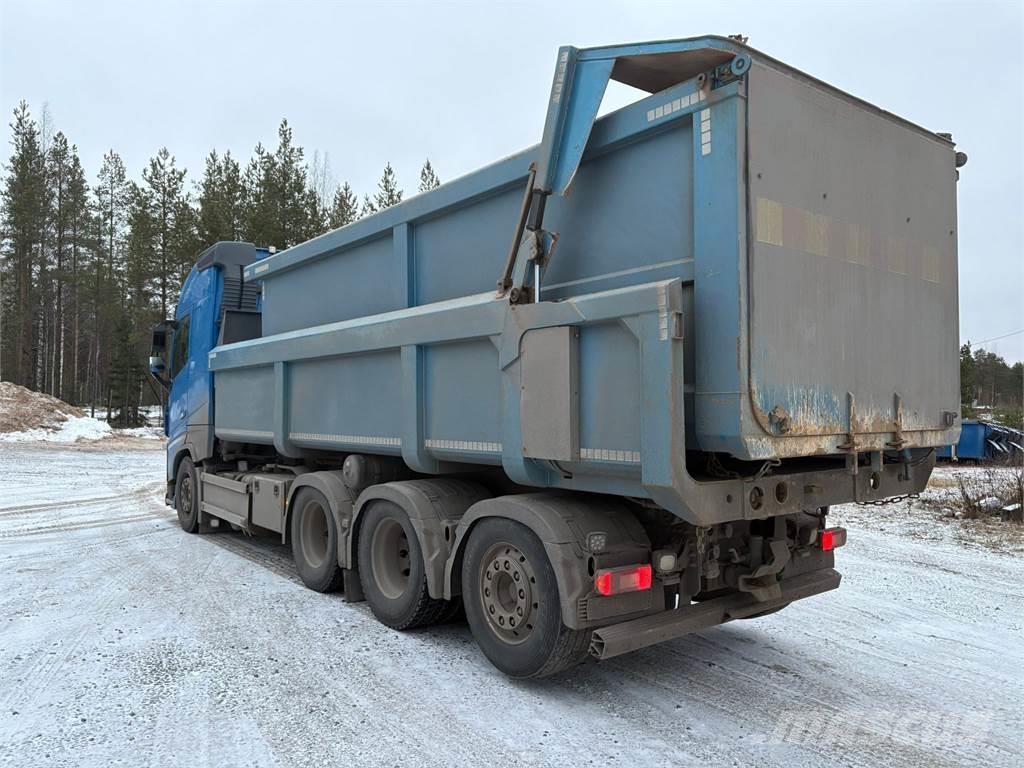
[589,567,841,660]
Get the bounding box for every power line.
[969,328,1024,346]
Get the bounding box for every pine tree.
[92,150,129,415]
[243,143,274,246]
[360,194,377,218]
[198,149,245,246]
[373,163,403,210]
[418,159,440,192]
[305,186,328,238]
[170,196,201,291]
[47,132,74,397]
[80,209,107,413]
[218,151,244,240]
[0,101,48,387]
[273,119,313,246]
[95,150,129,293]
[124,182,155,305]
[115,181,160,426]
[329,182,358,229]
[64,149,89,403]
[142,147,186,320]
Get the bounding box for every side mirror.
[151,320,176,355]
[151,327,167,355]
[149,351,170,391]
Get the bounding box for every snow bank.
[0,381,83,433]
[0,381,164,444]
[0,414,113,443]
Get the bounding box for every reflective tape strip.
[646,91,701,123]
[580,448,641,463]
[290,432,401,447]
[425,439,502,453]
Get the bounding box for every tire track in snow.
[0,482,160,516]
[130,531,541,768]
[200,532,301,584]
[0,511,172,539]
[0,551,150,715]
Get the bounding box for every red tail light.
[595,564,653,596]
[820,527,847,552]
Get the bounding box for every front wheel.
[462,518,591,678]
[175,457,200,534]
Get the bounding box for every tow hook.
[737,539,790,602]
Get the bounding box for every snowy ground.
[0,444,1021,768]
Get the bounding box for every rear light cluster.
[593,529,844,598]
[594,564,652,596]
[820,527,847,552]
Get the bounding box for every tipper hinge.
[836,392,860,475]
[887,393,906,450]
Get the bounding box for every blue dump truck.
[150,36,963,677]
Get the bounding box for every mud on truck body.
[151,36,963,678]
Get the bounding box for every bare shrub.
[952,465,1024,523]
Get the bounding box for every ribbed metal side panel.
[223,275,260,312]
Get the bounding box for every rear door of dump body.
[743,61,961,456]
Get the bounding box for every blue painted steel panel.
[288,352,404,452]
[578,322,641,457]
[424,339,502,451]
[262,234,398,336]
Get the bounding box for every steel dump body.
[208,37,959,525]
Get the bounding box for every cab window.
[170,315,191,380]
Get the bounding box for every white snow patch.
[115,425,165,440]
[0,414,113,443]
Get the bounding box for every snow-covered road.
[0,444,1021,767]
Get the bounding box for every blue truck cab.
[150,242,267,497]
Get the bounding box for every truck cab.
[150,242,267,499]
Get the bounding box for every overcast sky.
[2,0,1021,361]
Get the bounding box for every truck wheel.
[290,487,344,593]
[357,501,451,630]
[175,457,200,534]
[462,518,591,678]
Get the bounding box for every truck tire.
[290,487,344,593]
[462,518,591,678]
[175,457,200,534]
[357,501,451,630]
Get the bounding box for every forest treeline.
[0,101,441,424]
[961,344,1024,427]
[2,101,1022,430]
